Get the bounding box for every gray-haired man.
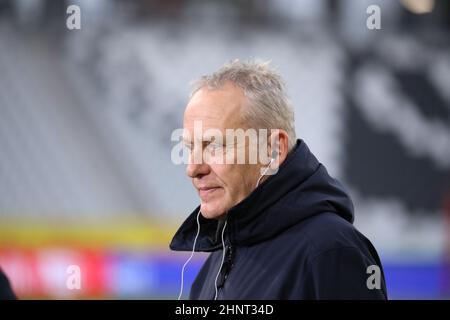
[171,60,387,300]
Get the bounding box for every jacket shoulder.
[294,212,374,257]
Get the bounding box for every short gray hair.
[190,59,297,151]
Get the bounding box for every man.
[0,268,16,300]
[170,60,387,300]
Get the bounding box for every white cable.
[211,159,273,300]
[177,209,201,300]
[213,220,228,300]
[178,158,273,300]
[178,158,274,300]
[255,158,274,188]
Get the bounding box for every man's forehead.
[185,84,246,121]
[183,111,245,140]
[182,130,224,143]
[184,105,224,123]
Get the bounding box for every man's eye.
[210,143,223,150]
[205,143,223,155]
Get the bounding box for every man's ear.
[271,138,279,160]
[269,129,289,166]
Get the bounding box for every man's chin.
[200,203,227,220]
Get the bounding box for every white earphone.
[177,209,201,300]
[255,158,274,188]
[256,141,278,188]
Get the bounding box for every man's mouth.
[198,187,221,198]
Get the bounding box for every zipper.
[215,244,234,299]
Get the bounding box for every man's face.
[183,82,261,220]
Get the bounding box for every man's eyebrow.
[203,132,226,141]
[182,134,228,146]
[183,135,216,143]
[202,134,216,142]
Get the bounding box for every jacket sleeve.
[307,247,387,300]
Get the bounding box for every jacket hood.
[170,139,354,252]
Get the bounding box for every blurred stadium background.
[0,0,449,299]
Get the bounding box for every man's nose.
[186,160,211,178]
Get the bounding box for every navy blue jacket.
[170,139,387,299]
